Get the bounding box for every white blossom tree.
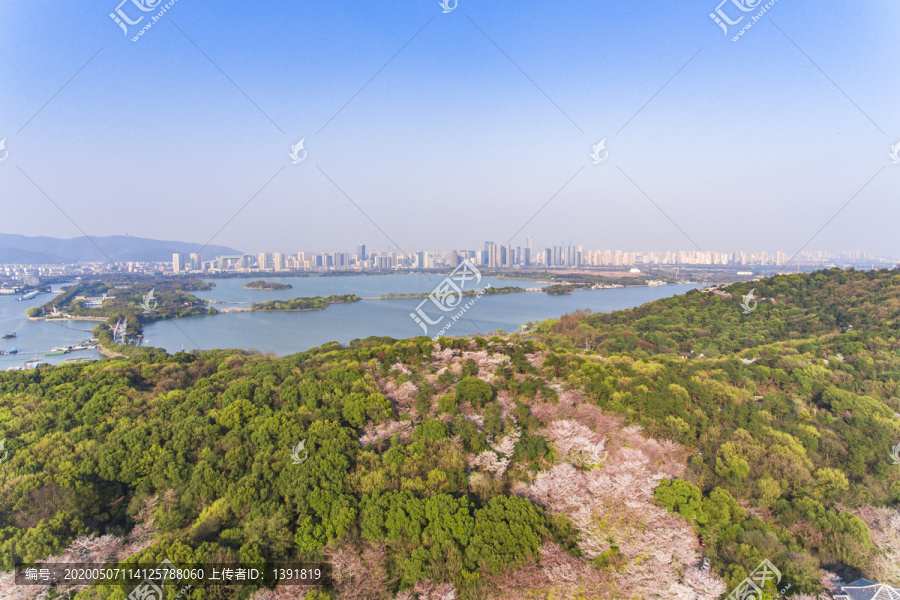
[545,420,608,468]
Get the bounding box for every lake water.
[0,283,103,369]
[143,275,696,356]
[0,275,698,364]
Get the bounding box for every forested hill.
[538,268,900,356]
[0,269,898,599]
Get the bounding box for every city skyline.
[2,243,893,282]
[167,245,895,273]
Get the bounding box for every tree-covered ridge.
[0,268,898,599]
[0,339,586,599]
[529,268,900,595]
[538,267,900,356]
[250,294,360,311]
[243,281,293,290]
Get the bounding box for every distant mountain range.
[0,234,242,264]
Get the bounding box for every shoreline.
[44,316,108,322]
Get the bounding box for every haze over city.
[2,1,900,256]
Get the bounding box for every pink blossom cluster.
[247,585,306,600]
[394,580,456,600]
[847,504,900,584]
[471,427,521,478]
[528,404,684,479]
[328,543,391,600]
[359,420,413,447]
[515,414,724,599]
[524,352,544,370]
[458,350,510,377]
[0,494,168,600]
[430,344,458,366]
[379,379,419,413]
[544,419,608,467]
[390,362,413,376]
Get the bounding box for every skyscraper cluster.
[170,246,880,274]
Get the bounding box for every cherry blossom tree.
[412,580,456,600]
[516,415,711,599]
[848,505,900,585]
[471,426,521,478]
[360,420,413,448]
[329,542,392,600]
[544,420,608,467]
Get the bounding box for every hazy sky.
[1,0,899,256]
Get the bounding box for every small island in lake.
[243,280,293,290]
[250,294,360,311]
[379,286,526,300]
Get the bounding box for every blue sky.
[1,0,899,256]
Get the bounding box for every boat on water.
[2,332,15,339]
[70,340,99,351]
[0,348,18,356]
[46,347,72,356]
[18,291,39,302]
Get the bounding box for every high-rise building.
[189,253,202,271]
[258,253,271,271]
[331,252,348,268]
[484,241,497,268]
[172,253,185,274]
[273,252,285,271]
[357,244,366,263]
